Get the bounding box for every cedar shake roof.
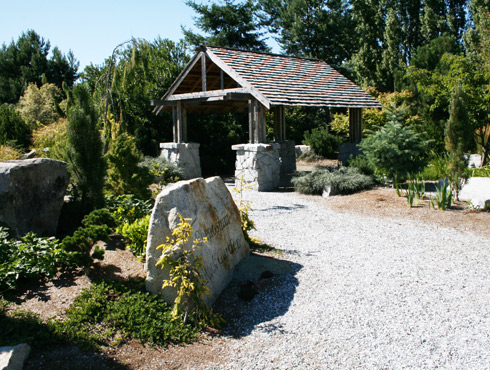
[153,46,382,114]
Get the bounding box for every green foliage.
[469,166,490,177]
[0,227,76,293]
[65,83,105,214]
[1,281,198,350]
[82,38,188,156]
[0,103,31,149]
[184,0,269,51]
[347,154,376,178]
[61,209,116,266]
[231,176,256,242]
[404,175,426,207]
[445,84,471,200]
[0,145,21,161]
[430,182,453,210]
[31,118,68,160]
[422,152,449,180]
[106,194,153,232]
[0,30,78,104]
[156,214,223,327]
[359,105,430,180]
[17,83,61,125]
[303,127,341,158]
[106,133,152,199]
[139,156,184,186]
[292,167,374,195]
[120,215,150,260]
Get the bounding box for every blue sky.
[0,0,203,70]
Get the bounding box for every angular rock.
[145,176,249,306]
[0,158,69,237]
[459,177,490,209]
[295,145,311,158]
[0,343,31,370]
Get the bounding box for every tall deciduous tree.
[183,0,270,51]
[0,30,78,104]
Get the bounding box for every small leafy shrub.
[105,194,153,232]
[422,152,449,180]
[0,145,21,160]
[303,127,341,158]
[329,113,350,135]
[296,150,324,162]
[31,118,68,160]
[469,166,490,177]
[231,176,256,242]
[140,156,184,186]
[0,228,75,293]
[0,103,31,149]
[61,209,116,266]
[156,214,223,327]
[106,133,153,199]
[359,105,430,181]
[347,154,376,178]
[120,215,150,260]
[292,167,374,195]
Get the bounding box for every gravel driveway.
[206,188,490,370]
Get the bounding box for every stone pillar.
[232,143,281,191]
[160,142,202,180]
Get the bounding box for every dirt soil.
[5,175,490,369]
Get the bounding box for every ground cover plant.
[292,166,374,195]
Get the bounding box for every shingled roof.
[153,46,382,114]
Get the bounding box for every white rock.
[145,177,249,306]
[0,344,31,370]
[459,177,490,209]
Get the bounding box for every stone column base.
[338,142,361,165]
[160,142,202,180]
[232,143,281,191]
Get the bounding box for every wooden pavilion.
[151,46,382,188]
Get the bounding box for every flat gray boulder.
[145,176,249,306]
[0,159,69,237]
[0,343,31,370]
[459,177,490,209]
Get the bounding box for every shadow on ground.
[214,253,302,338]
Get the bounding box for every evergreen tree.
[0,30,78,104]
[65,84,105,214]
[445,83,469,200]
[17,83,61,125]
[0,104,31,149]
[183,0,270,51]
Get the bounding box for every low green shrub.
[303,127,342,158]
[0,228,76,293]
[106,194,153,232]
[120,215,150,260]
[292,167,374,195]
[296,150,324,162]
[139,156,184,186]
[1,281,198,350]
[430,183,453,210]
[469,166,490,177]
[422,152,449,180]
[347,154,376,177]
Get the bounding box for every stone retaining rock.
[0,344,31,370]
[459,177,490,209]
[145,176,249,306]
[0,159,69,237]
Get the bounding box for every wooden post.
[259,104,266,143]
[253,100,260,144]
[182,105,187,142]
[201,54,207,92]
[248,99,254,143]
[220,70,224,90]
[274,107,280,141]
[349,108,363,144]
[176,101,183,143]
[172,104,177,143]
[280,106,286,141]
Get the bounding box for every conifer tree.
[65,83,105,214]
[445,83,470,200]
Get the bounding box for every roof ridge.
[199,45,327,64]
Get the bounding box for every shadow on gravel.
[214,253,302,338]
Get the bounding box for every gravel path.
[208,189,490,370]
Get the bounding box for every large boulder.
[145,176,249,306]
[459,177,490,209]
[0,159,69,237]
[0,343,31,370]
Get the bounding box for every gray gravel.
[208,188,490,370]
